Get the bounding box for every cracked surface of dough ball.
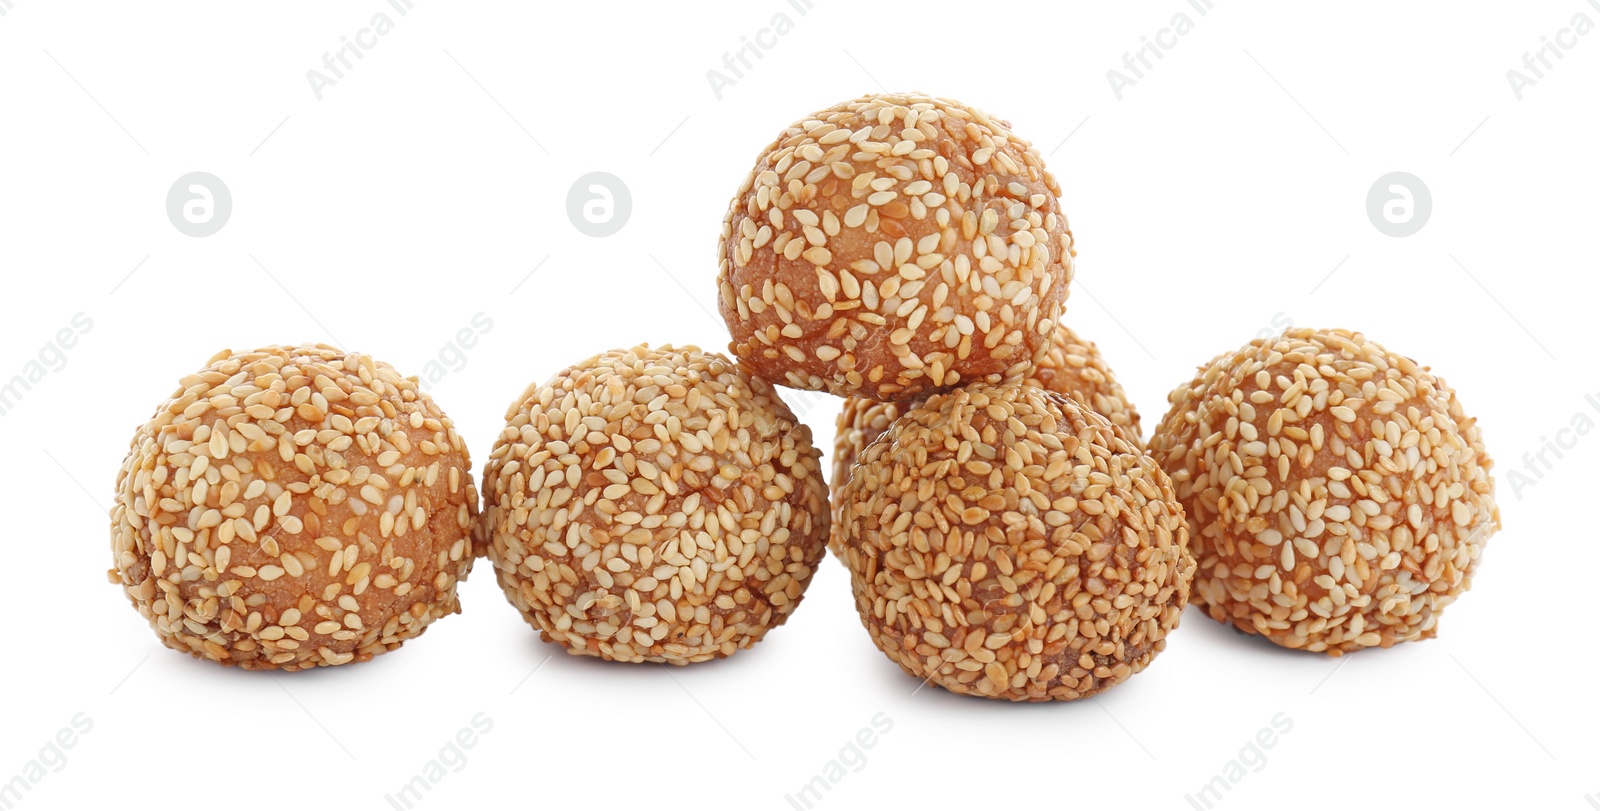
[828,323,1140,558]
[719,92,1074,402]
[839,385,1193,700]
[1147,328,1499,654]
[110,345,481,670]
[481,345,829,664]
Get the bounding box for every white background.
[1,1,1595,809]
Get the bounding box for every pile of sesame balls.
[108,93,1500,701]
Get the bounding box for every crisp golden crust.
[1147,328,1500,654]
[109,345,480,671]
[839,385,1193,701]
[827,323,1142,558]
[718,92,1074,402]
[480,345,829,664]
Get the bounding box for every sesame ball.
[109,345,481,671]
[718,92,1075,402]
[1147,328,1500,654]
[481,345,829,664]
[838,385,1193,701]
[828,323,1141,558]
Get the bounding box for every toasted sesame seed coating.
[839,385,1193,701]
[480,345,829,664]
[1147,328,1500,654]
[109,345,481,671]
[718,92,1074,402]
[828,323,1141,558]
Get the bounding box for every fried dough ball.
[839,385,1193,700]
[719,92,1074,402]
[480,345,829,664]
[1148,328,1500,654]
[110,345,481,670]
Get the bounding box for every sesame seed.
[802,246,833,266]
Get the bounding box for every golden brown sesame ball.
[481,345,829,664]
[1147,328,1500,654]
[109,345,481,671]
[828,323,1141,558]
[718,92,1075,403]
[838,385,1193,701]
